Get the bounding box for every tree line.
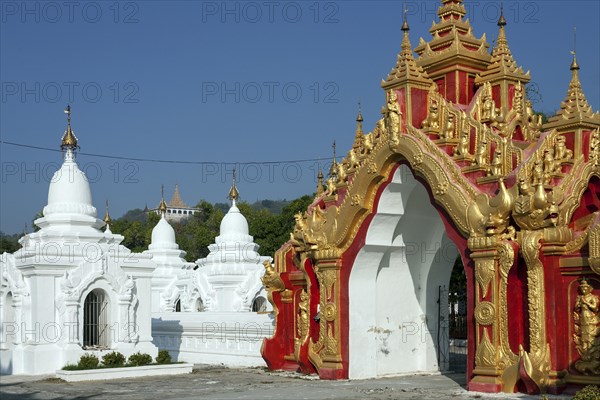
[0,196,314,262]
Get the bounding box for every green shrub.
[77,353,99,369]
[62,363,80,371]
[128,352,153,366]
[573,385,600,400]
[101,351,126,367]
[155,349,172,364]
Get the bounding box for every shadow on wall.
[151,317,184,362]
[0,351,13,375]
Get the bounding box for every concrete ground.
[0,365,571,400]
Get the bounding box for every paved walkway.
[0,366,572,400]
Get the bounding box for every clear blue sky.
[1,0,599,234]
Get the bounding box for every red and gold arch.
[261,0,600,394]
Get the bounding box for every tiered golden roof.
[414,0,490,72]
[545,55,600,130]
[168,184,189,208]
[382,13,431,89]
[475,10,530,85]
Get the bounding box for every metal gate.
[439,285,467,372]
[83,290,109,348]
[437,285,450,371]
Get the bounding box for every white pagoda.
[0,107,157,375]
[195,174,271,312]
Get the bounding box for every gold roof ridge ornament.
[228,168,240,205]
[158,184,168,216]
[60,104,79,154]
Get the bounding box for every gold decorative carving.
[350,194,362,207]
[261,259,285,306]
[435,182,449,196]
[454,130,471,158]
[384,90,401,144]
[497,241,518,366]
[520,231,551,387]
[475,259,495,298]
[324,325,338,355]
[475,301,495,325]
[573,279,600,375]
[323,303,337,322]
[475,329,496,368]
[366,160,378,174]
[297,289,309,341]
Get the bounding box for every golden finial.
[228,168,240,203]
[357,100,363,123]
[355,100,364,138]
[104,200,112,227]
[401,3,409,32]
[61,104,79,151]
[570,27,579,71]
[329,140,338,178]
[497,3,507,27]
[333,140,337,161]
[316,168,325,197]
[158,184,168,216]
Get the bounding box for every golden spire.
[475,4,529,86]
[104,200,112,227]
[60,105,79,152]
[168,183,188,209]
[383,7,431,90]
[414,0,490,80]
[228,168,240,203]
[329,140,338,178]
[498,3,507,27]
[355,100,364,137]
[316,168,325,197]
[545,38,599,130]
[571,27,579,71]
[158,184,168,216]
[401,4,409,32]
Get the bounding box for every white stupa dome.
[149,215,178,250]
[219,204,249,237]
[43,150,96,217]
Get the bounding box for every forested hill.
[1,196,313,262]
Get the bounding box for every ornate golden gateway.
[261,0,600,394]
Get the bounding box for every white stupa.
[196,173,271,312]
[146,189,210,312]
[0,107,157,375]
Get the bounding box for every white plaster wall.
[152,312,274,367]
[349,165,457,379]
